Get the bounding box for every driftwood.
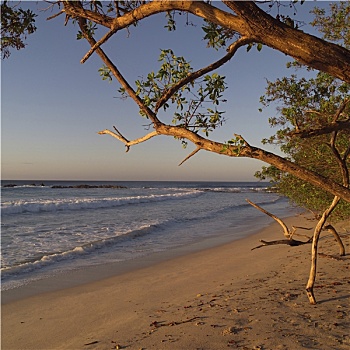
[325,224,346,256]
[251,238,311,251]
[246,199,313,250]
[247,198,346,304]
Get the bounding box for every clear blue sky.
[1,1,326,181]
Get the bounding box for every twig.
[178,147,200,166]
[81,28,117,64]
[46,10,64,21]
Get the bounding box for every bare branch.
[324,224,346,256]
[306,195,341,304]
[246,199,291,238]
[251,238,311,251]
[80,28,117,64]
[46,10,64,21]
[178,147,201,166]
[98,129,159,152]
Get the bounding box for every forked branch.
[98,128,159,152]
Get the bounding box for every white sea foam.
[1,191,202,215]
[0,223,156,282]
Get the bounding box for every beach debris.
[84,340,99,346]
[110,341,124,349]
[222,326,235,335]
[150,317,201,328]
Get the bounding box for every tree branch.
[155,36,252,112]
[63,1,246,33]
[178,147,201,166]
[222,1,350,83]
[333,98,349,123]
[251,238,311,251]
[46,9,64,21]
[80,28,118,64]
[98,128,159,152]
[289,120,350,138]
[246,199,291,238]
[76,14,162,127]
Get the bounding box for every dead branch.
[251,238,311,251]
[306,196,341,305]
[80,28,118,64]
[46,9,64,21]
[246,199,291,238]
[324,224,346,256]
[98,129,159,152]
[178,147,201,166]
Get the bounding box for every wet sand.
[2,214,349,350]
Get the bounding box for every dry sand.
[1,214,349,350]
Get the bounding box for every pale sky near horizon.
[1,1,328,181]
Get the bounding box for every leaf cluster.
[201,20,236,50]
[257,71,350,221]
[311,2,350,49]
[1,1,37,59]
[118,49,227,136]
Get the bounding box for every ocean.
[1,180,298,291]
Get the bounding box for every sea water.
[1,181,298,290]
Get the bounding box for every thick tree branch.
[99,121,350,202]
[289,120,350,138]
[223,1,350,83]
[63,1,246,33]
[63,1,350,83]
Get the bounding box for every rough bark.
[62,1,350,203]
[223,1,350,83]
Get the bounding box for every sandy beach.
[2,213,349,350]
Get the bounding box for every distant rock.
[3,184,17,188]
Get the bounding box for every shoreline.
[2,214,349,350]
[1,211,292,304]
